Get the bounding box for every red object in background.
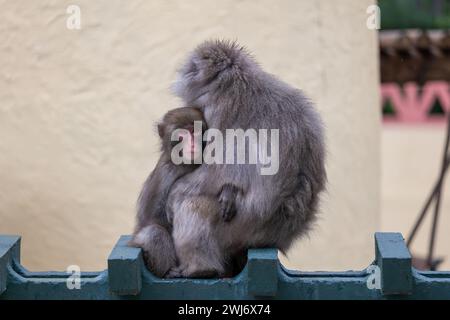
[381,81,450,123]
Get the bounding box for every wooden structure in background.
[380,30,450,122]
[380,30,450,84]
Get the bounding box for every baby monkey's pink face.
[173,123,203,164]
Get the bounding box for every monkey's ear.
[157,123,164,138]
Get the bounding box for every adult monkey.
[166,40,326,278]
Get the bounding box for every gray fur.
[166,40,326,278]
[130,107,205,277]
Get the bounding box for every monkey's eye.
[172,132,186,145]
[188,62,198,75]
[171,139,180,148]
[184,125,194,133]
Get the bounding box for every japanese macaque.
[129,107,206,277]
[165,40,327,278]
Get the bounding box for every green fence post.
[375,232,412,295]
[247,248,279,297]
[108,235,142,296]
[0,235,21,296]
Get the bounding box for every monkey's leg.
[129,224,177,278]
[167,195,226,278]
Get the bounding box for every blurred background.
[379,0,450,270]
[0,0,448,272]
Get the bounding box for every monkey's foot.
[165,265,219,278]
[165,266,184,278]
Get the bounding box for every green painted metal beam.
[0,232,450,300]
[247,249,278,297]
[108,235,142,296]
[375,232,412,295]
[0,235,21,295]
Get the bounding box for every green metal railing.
[0,232,449,299]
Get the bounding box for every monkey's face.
[172,59,211,106]
[168,122,204,164]
[158,107,206,164]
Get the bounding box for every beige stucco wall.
[0,0,380,272]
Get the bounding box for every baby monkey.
[129,107,206,277]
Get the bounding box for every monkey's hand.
[218,184,240,222]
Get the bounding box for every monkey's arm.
[136,160,188,232]
[135,170,165,231]
[218,183,241,222]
